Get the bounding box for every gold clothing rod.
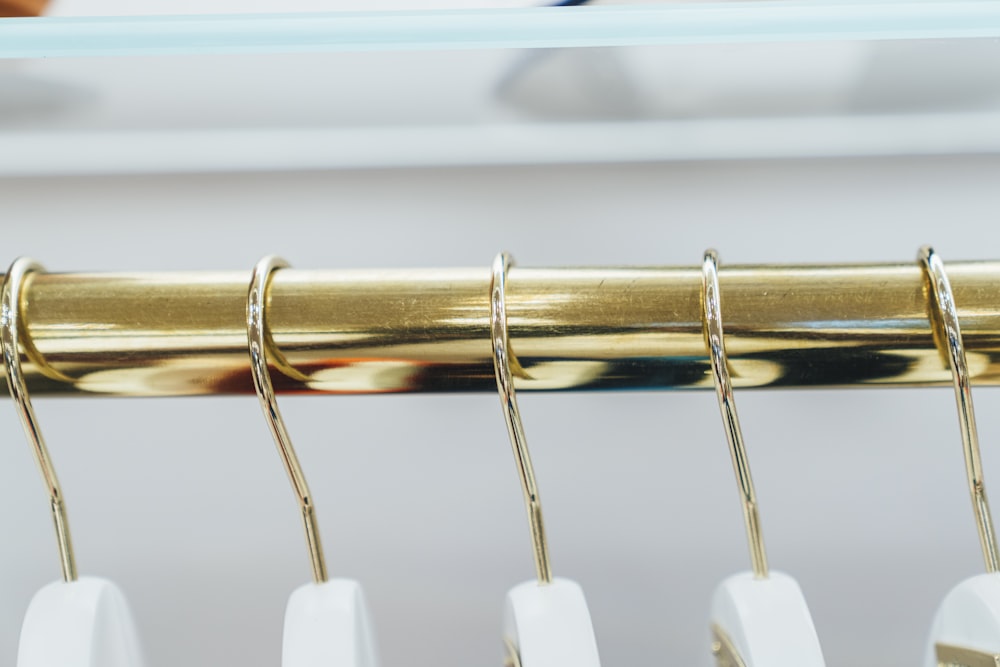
[6,262,1000,397]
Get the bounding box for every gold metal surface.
[247,256,328,584]
[711,623,747,667]
[492,252,553,585]
[702,251,768,579]
[919,248,1000,573]
[3,261,1000,396]
[937,642,1000,667]
[1,258,77,582]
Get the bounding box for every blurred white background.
[3,3,1000,667]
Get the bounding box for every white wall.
[0,156,998,665]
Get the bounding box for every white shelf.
[2,2,1000,174]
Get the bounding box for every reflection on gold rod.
[3,262,1000,397]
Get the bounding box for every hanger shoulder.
[710,571,825,667]
[282,579,378,667]
[17,577,144,667]
[927,573,1000,667]
[503,577,601,667]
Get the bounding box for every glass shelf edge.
[2,1,1000,58]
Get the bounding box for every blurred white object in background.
[2,3,1000,175]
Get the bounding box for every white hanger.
[1,257,145,667]
[700,251,825,667]
[17,578,144,667]
[490,252,601,667]
[247,256,378,667]
[919,246,1000,666]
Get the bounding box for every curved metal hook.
[491,252,552,585]
[1,258,77,582]
[919,246,1000,573]
[702,250,768,579]
[247,255,328,584]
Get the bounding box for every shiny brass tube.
[5,262,1000,397]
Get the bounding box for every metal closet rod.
[2,261,999,397]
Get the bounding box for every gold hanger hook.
[247,256,328,584]
[918,246,1000,573]
[1,258,77,583]
[491,252,552,585]
[702,250,768,580]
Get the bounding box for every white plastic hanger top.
[919,246,1000,667]
[247,256,378,667]
[928,574,1000,664]
[504,578,600,667]
[2,257,145,667]
[282,579,378,667]
[491,252,601,667]
[709,572,823,667]
[17,578,144,667]
[701,251,825,667]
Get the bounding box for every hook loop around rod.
[247,255,328,584]
[1,258,77,583]
[919,246,1000,573]
[491,252,553,585]
[702,250,768,580]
